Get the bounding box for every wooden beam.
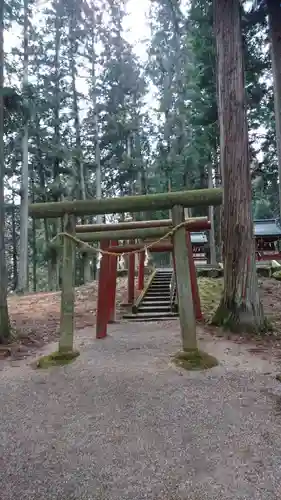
[29,188,223,219]
[75,217,210,233]
[77,226,174,242]
[172,205,197,350]
[75,223,211,243]
[59,214,76,353]
[106,243,173,253]
[186,232,202,321]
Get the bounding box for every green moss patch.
[198,277,223,319]
[171,349,219,371]
[197,267,223,278]
[272,270,281,281]
[36,350,80,369]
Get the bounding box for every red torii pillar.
[138,250,145,291]
[108,240,118,323]
[96,240,110,339]
[127,241,135,304]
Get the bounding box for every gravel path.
[1,322,281,500]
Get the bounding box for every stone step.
[155,272,172,275]
[154,274,172,277]
[141,300,170,306]
[144,294,170,299]
[127,268,175,322]
[154,277,172,281]
[151,282,170,285]
[123,312,178,322]
[153,276,171,279]
[146,288,170,293]
[149,288,170,292]
[138,306,171,313]
[144,293,170,299]
[154,273,171,276]
[150,283,171,287]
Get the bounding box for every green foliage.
[1,0,280,296]
[272,270,281,281]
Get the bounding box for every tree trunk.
[208,164,216,265]
[90,2,102,277]
[91,12,102,221]
[0,2,11,343]
[11,199,18,291]
[18,0,29,293]
[267,0,281,223]
[212,0,267,333]
[44,219,57,291]
[31,170,37,292]
[213,155,222,262]
[50,0,62,291]
[69,8,90,282]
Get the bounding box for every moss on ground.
[172,349,219,371]
[36,350,80,369]
[198,277,223,319]
[272,270,281,281]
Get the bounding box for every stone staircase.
[123,268,178,322]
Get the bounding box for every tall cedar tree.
[0,1,11,342]
[212,0,267,333]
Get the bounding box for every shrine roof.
[254,219,281,238]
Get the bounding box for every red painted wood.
[108,241,118,323]
[256,251,281,261]
[96,240,110,339]
[107,242,209,257]
[186,232,202,321]
[128,242,135,304]
[138,251,145,290]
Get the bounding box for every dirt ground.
[2,281,281,499]
[2,278,129,359]
[1,322,281,500]
[2,276,281,361]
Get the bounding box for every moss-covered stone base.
[171,349,218,371]
[36,350,80,369]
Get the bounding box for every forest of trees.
[0,0,281,340]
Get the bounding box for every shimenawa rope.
[51,220,189,258]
